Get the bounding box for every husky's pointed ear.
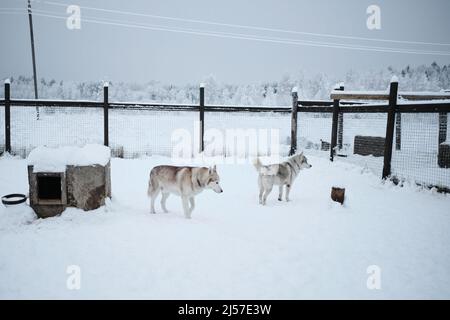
[213,164,217,172]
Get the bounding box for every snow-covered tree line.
[1,63,449,105]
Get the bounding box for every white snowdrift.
[0,154,449,299]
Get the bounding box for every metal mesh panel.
[204,111,290,158]
[109,108,197,158]
[391,112,450,190]
[297,112,332,157]
[334,113,387,176]
[10,106,103,157]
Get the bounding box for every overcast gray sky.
[1,0,449,84]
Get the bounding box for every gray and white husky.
[148,165,223,219]
[253,153,312,205]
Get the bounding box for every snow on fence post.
[199,83,205,153]
[336,84,344,150]
[103,82,109,147]
[382,78,399,179]
[4,79,11,153]
[330,93,341,162]
[289,87,298,156]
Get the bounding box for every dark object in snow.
[438,143,450,168]
[331,187,345,205]
[27,163,111,218]
[354,135,385,157]
[1,193,27,206]
[320,140,330,151]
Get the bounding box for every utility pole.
[27,0,40,119]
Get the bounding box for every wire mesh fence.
[1,90,449,192]
[334,112,387,176]
[109,108,198,158]
[10,106,103,158]
[295,107,450,190]
[391,112,450,190]
[297,112,332,157]
[204,110,290,159]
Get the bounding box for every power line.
[26,9,450,56]
[2,6,450,56]
[37,0,450,47]
[0,7,25,11]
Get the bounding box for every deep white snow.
[0,154,449,299]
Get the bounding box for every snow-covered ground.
[1,153,449,299]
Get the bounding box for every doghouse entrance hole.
[37,176,62,200]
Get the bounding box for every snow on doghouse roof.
[28,144,111,172]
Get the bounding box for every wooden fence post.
[4,79,11,153]
[438,112,448,145]
[103,82,109,147]
[337,84,344,150]
[395,113,402,150]
[289,87,298,156]
[382,79,399,179]
[330,98,340,161]
[199,84,205,153]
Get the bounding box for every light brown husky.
[148,165,223,219]
[253,153,312,205]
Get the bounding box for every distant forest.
[2,63,450,105]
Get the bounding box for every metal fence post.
[289,87,298,156]
[382,80,399,179]
[330,98,340,161]
[199,84,205,153]
[337,84,344,150]
[4,79,11,153]
[103,82,109,147]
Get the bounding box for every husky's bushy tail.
[253,158,278,176]
[252,157,263,172]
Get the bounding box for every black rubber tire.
[1,194,27,205]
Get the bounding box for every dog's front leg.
[258,176,264,204]
[181,196,191,219]
[161,192,169,213]
[189,197,195,213]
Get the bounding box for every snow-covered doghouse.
[27,144,111,218]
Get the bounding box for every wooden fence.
[1,80,450,185]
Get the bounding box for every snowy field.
[1,153,450,299]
